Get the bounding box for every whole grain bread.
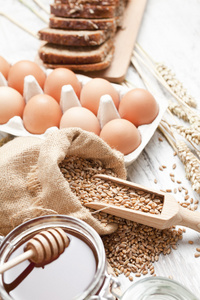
[54,0,121,5]
[49,15,117,31]
[50,3,121,19]
[39,39,114,64]
[41,47,114,72]
[38,27,114,46]
[38,0,128,72]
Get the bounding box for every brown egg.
[0,86,25,124]
[60,106,101,135]
[100,118,141,155]
[7,60,46,95]
[0,56,11,79]
[80,78,120,116]
[23,94,62,134]
[118,88,159,127]
[44,68,81,103]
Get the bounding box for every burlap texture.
[0,128,126,236]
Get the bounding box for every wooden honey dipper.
[0,228,70,274]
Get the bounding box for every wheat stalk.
[158,123,177,152]
[134,43,197,109]
[162,116,200,160]
[186,108,200,128]
[168,101,190,122]
[132,44,200,144]
[176,140,200,194]
[0,11,38,38]
[156,63,197,108]
[171,124,200,146]
[32,0,50,14]
[126,58,200,195]
[159,122,200,194]
[17,0,49,23]
[168,100,200,128]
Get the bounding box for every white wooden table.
[0,0,200,297]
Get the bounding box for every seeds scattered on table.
[194,253,200,258]
[59,156,184,280]
[188,240,194,244]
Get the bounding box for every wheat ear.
[134,43,197,108]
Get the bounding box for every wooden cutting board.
[87,0,147,83]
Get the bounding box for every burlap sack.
[0,128,127,236]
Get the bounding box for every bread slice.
[49,15,117,31]
[38,27,114,46]
[41,47,114,72]
[54,0,121,5]
[39,39,114,64]
[50,3,119,19]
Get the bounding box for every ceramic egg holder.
[0,70,121,130]
[0,72,8,87]
[60,85,81,113]
[97,95,120,128]
[23,75,43,103]
[0,70,167,166]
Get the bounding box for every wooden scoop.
[0,228,70,274]
[85,174,200,232]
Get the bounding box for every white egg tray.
[0,72,167,166]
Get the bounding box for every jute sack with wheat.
[0,128,126,236]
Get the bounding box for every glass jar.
[118,276,199,300]
[0,216,198,300]
[0,215,118,300]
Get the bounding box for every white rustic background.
[0,0,200,297]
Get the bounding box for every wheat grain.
[194,253,200,258]
[0,136,13,147]
[59,155,184,280]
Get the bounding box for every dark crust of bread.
[54,0,121,5]
[38,27,114,46]
[50,3,120,19]
[41,47,114,72]
[49,15,117,31]
[38,40,114,64]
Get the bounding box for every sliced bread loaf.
[54,0,121,5]
[38,0,128,72]
[39,39,114,64]
[50,3,120,19]
[38,27,114,46]
[49,15,117,31]
[41,47,114,72]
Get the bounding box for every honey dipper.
[0,228,70,274]
[85,174,200,233]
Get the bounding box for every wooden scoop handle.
[177,206,200,232]
[0,228,70,274]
